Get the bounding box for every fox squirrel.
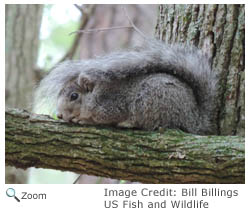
[33,40,217,135]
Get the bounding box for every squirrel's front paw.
[78,120,87,125]
[71,116,94,125]
[71,117,87,125]
[71,117,80,123]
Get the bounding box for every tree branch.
[5,108,245,183]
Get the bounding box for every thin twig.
[121,6,148,39]
[57,5,96,63]
[69,26,133,35]
[73,174,82,184]
[74,4,84,15]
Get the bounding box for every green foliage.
[48,21,78,50]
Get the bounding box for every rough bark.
[5,4,43,109]
[6,108,245,184]
[155,4,245,136]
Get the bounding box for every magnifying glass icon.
[6,188,20,202]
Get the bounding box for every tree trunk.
[5,4,43,183]
[5,4,43,109]
[155,4,245,136]
[5,108,244,184]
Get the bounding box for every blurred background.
[39,5,157,70]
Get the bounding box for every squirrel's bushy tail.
[148,40,218,133]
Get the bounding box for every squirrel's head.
[56,74,96,124]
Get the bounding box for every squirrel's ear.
[78,73,95,93]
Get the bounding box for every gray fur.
[33,40,217,135]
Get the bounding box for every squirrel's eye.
[70,92,79,101]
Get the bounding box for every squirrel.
[33,39,217,135]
